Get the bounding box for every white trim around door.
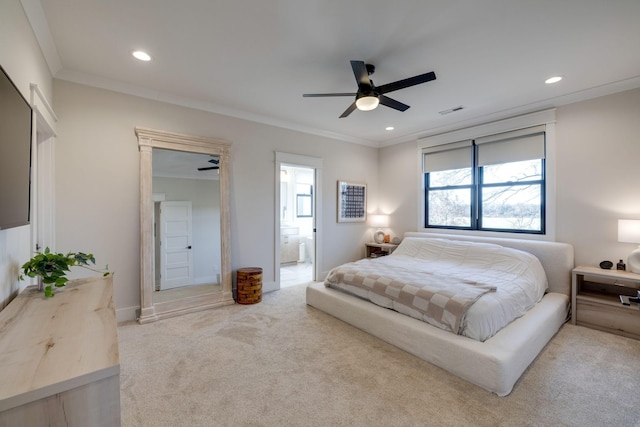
[274,152,323,291]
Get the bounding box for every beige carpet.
[118,283,640,427]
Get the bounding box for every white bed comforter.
[326,237,548,341]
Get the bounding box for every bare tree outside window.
[426,159,544,232]
[480,159,543,231]
[427,168,472,227]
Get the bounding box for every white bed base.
[306,233,574,396]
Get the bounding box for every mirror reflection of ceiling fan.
[197,156,219,171]
[303,60,436,118]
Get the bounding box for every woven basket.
[236,267,262,304]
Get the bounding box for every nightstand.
[571,266,640,340]
[365,242,398,258]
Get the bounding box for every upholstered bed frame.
[306,232,574,396]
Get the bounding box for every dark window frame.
[424,144,546,234]
[296,184,313,218]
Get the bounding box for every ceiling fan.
[303,60,436,118]
[197,157,219,171]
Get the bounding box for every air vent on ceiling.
[439,106,464,115]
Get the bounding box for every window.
[296,183,313,217]
[424,141,473,228]
[424,126,545,234]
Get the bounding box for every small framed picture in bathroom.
[337,180,367,223]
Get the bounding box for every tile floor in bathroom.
[280,262,313,288]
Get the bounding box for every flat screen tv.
[0,65,33,230]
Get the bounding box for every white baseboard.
[116,305,139,324]
[262,280,277,293]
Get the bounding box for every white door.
[159,201,194,290]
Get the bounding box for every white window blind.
[422,140,472,173]
[476,125,545,167]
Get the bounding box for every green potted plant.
[20,247,110,297]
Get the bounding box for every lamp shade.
[619,219,640,273]
[368,214,389,228]
[618,219,640,243]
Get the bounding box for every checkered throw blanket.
[325,258,497,334]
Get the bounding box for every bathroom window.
[296,184,313,217]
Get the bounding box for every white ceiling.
[25,0,640,147]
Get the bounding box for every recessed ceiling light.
[545,76,562,84]
[385,126,394,131]
[132,50,152,61]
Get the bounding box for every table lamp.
[368,214,389,244]
[618,219,640,273]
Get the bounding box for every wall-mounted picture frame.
[337,180,367,223]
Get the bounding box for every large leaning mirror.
[136,127,233,323]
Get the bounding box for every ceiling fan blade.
[303,93,356,97]
[377,71,436,94]
[198,166,219,171]
[350,60,371,88]
[339,102,358,118]
[379,95,410,112]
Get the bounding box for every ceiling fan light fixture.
[356,95,379,111]
[303,60,436,118]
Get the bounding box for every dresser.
[0,275,120,426]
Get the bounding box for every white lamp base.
[628,245,640,273]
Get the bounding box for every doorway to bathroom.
[275,153,322,289]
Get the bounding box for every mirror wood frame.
[135,127,233,324]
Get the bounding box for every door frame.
[30,84,57,269]
[274,152,323,288]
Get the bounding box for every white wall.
[0,0,52,102]
[379,88,640,268]
[52,80,379,319]
[0,0,52,307]
[555,88,640,267]
[376,140,418,242]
